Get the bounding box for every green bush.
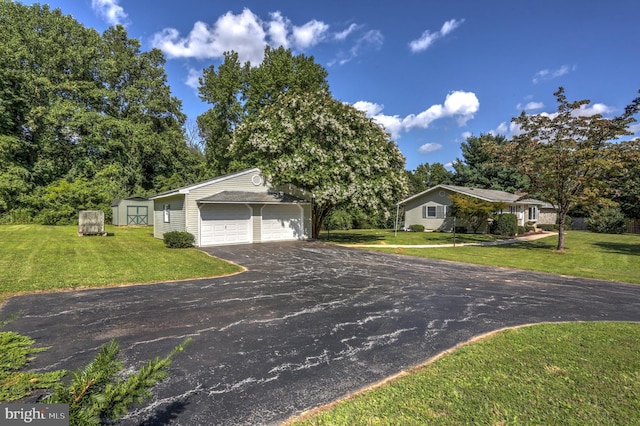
[537,224,559,231]
[517,226,527,235]
[408,224,425,232]
[163,231,195,248]
[586,206,628,234]
[493,213,518,236]
[454,226,467,234]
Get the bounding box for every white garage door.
[262,205,303,241]
[200,204,251,246]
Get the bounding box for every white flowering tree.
[230,89,409,238]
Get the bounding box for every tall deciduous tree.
[407,162,453,195]
[507,87,640,250]
[230,89,408,238]
[0,3,198,222]
[197,46,328,175]
[452,133,528,193]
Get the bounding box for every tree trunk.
[557,211,567,251]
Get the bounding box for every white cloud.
[461,131,473,140]
[291,20,329,49]
[403,91,479,129]
[152,9,331,65]
[516,101,544,111]
[418,143,443,154]
[267,12,290,48]
[331,29,384,66]
[409,18,464,53]
[152,9,267,64]
[574,103,614,117]
[352,101,384,116]
[489,121,521,137]
[334,23,361,41]
[185,68,202,90]
[532,65,575,84]
[91,0,127,26]
[353,91,479,139]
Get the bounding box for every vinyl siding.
[153,195,186,239]
[403,189,452,230]
[184,172,267,245]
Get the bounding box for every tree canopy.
[452,133,528,193]
[0,3,201,223]
[229,89,408,237]
[407,162,453,195]
[506,87,640,250]
[197,47,329,176]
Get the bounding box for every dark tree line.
[0,3,203,224]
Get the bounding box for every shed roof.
[197,191,308,204]
[110,196,150,207]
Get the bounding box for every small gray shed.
[111,196,154,226]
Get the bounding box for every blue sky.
[22,0,640,171]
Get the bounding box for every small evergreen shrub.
[408,224,425,232]
[494,213,518,236]
[517,226,527,235]
[163,231,195,248]
[454,226,467,234]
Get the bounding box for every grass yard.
[318,228,499,245]
[326,229,640,284]
[0,225,242,303]
[289,322,640,426]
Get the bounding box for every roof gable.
[150,168,261,200]
[399,185,546,205]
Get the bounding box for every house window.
[423,205,448,218]
[528,206,537,221]
[423,205,437,218]
[163,204,170,223]
[510,206,519,214]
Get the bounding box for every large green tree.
[197,46,328,175]
[407,162,453,195]
[0,3,199,223]
[452,133,528,193]
[507,87,640,250]
[230,89,408,238]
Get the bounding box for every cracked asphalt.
[2,241,639,425]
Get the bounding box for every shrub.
[408,224,425,232]
[0,328,190,425]
[163,231,195,248]
[537,224,559,231]
[454,226,467,234]
[517,226,527,235]
[493,213,518,236]
[586,206,628,234]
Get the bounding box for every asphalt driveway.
[2,241,640,425]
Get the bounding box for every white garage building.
[151,168,311,246]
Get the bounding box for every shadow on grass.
[593,241,640,256]
[317,232,386,244]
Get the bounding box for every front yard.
[323,229,640,284]
[0,225,242,304]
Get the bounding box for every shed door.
[261,205,303,241]
[200,204,251,246]
[127,206,148,225]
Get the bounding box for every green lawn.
[325,229,640,284]
[319,228,499,245]
[289,322,640,425]
[0,225,242,303]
